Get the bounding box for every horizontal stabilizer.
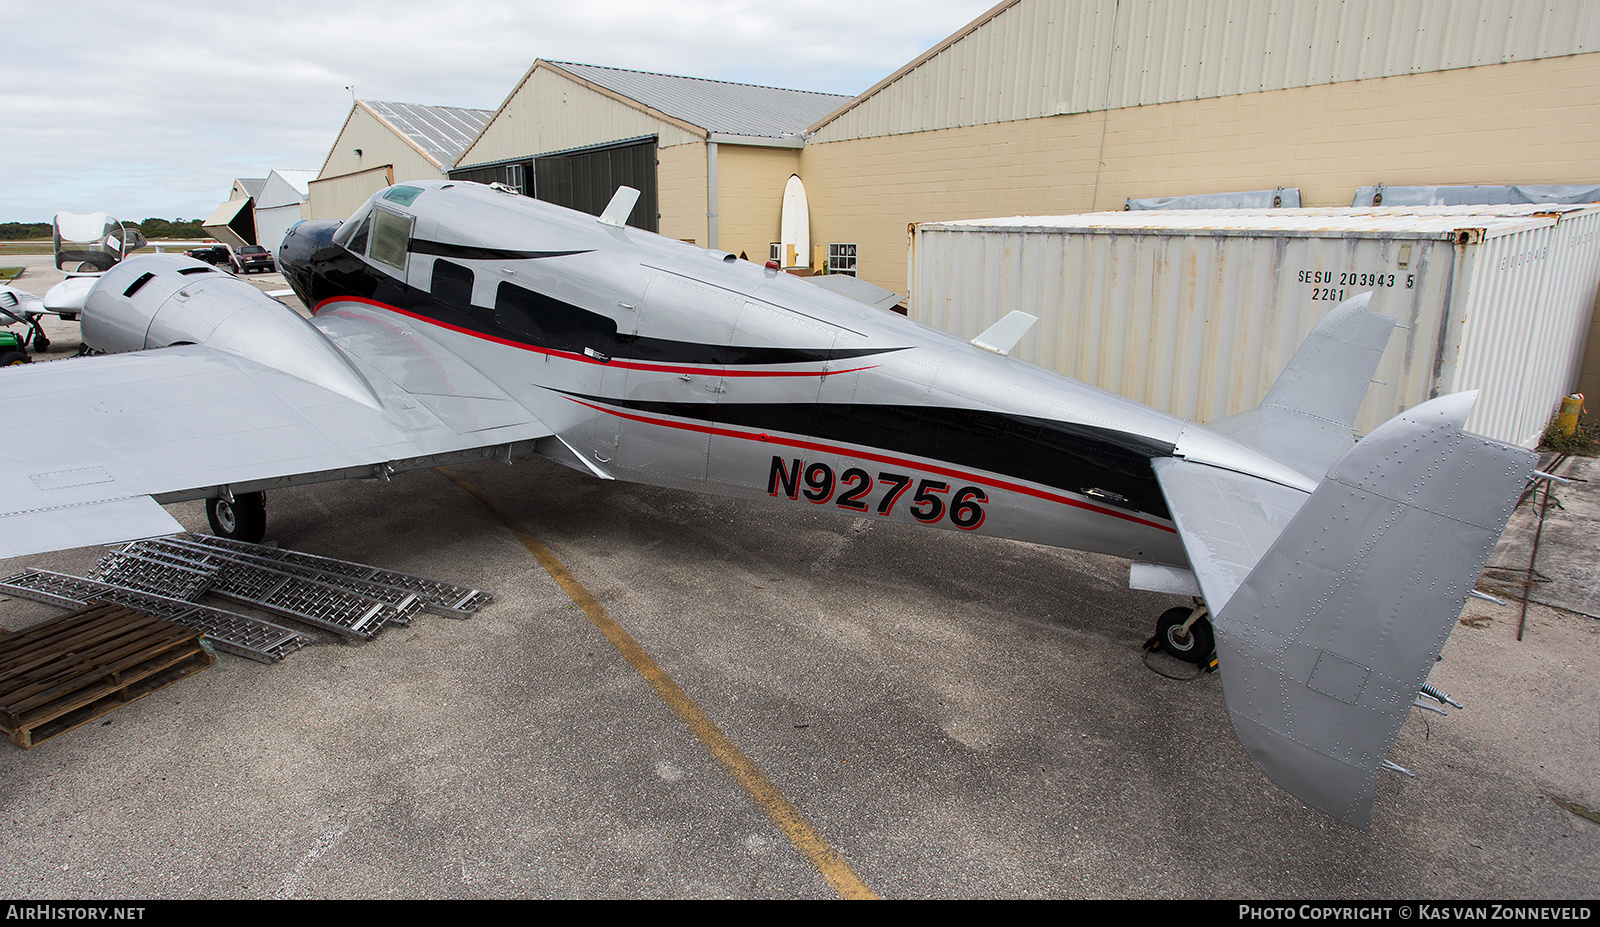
[1150,457,1310,615]
[1209,294,1395,481]
[1207,391,1534,826]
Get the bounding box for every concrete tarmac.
[0,257,1596,899]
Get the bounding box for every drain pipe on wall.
[706,140,718,250]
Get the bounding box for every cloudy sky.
[4,0,991,224]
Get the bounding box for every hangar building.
[795,0,1600,295]
[448,60,848,260]
[308,100,495,221]
[201,177,265,247]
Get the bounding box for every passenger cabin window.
[369,208,412,269]
[431,260,474,308]
[495,281,617,354]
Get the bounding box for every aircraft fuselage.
[280,182,1197,566]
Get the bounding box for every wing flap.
[0,496,182,559]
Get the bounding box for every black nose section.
[278,219,341,308]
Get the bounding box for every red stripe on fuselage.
[570,397,1178,534]
[314,295,878,379]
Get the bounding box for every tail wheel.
[207,492,266,542]
[1154,606,1215,665]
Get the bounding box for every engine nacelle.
[84,254,379,409]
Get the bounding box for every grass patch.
[1538,416,1600,456]
[1550,796,1600,825]
[0,241,203,257]
[0,268,21,282]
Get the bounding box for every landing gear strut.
[1144,602,1216,668]
[207,491,266,542]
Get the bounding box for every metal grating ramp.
[94,540,414,640]
[175,534,492,617]
[0,569,308,664]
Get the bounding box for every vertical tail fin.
[1208,293,1396,482]
[1212,391,1534,826]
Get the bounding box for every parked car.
[184,244,232,266]
[230,245,275,274]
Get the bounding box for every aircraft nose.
[278,219,340,308]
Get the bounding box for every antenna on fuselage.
[598,187,641,229]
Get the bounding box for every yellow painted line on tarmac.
[437,467,878,900]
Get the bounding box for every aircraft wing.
[0,308,552,559]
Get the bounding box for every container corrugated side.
[907,209,1600,446]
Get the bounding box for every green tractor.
[0,328,28,366]
[1,301,35,366]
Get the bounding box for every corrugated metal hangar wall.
[799,0,1600,292]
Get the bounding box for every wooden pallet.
[0,603,215,748]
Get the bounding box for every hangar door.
[452,138,659,232]
[533,139,658,232]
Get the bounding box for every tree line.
[0,218,208,241]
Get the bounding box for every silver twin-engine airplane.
[0,180,1538,828]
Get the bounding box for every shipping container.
[907,206,1600,447]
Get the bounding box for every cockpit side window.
[430,259,474,308]
[345,212,373,256]
[369,208,412,269]
[332,203,372,249]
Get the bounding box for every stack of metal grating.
[0,535,492,664]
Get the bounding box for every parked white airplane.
[0,213,150,357]
[0,181,1536,827]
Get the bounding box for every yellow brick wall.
[715,146,802,261]
[657,142,707,245]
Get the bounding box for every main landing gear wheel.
[1146,605,1216,666]
[207,492,266,542]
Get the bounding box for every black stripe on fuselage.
[408,240,593,261]
[296,244,902,367]
[572,393,1176,520]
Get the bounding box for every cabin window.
[430,260,474,308]
[369,208,412,269]
[495,281,617,353]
